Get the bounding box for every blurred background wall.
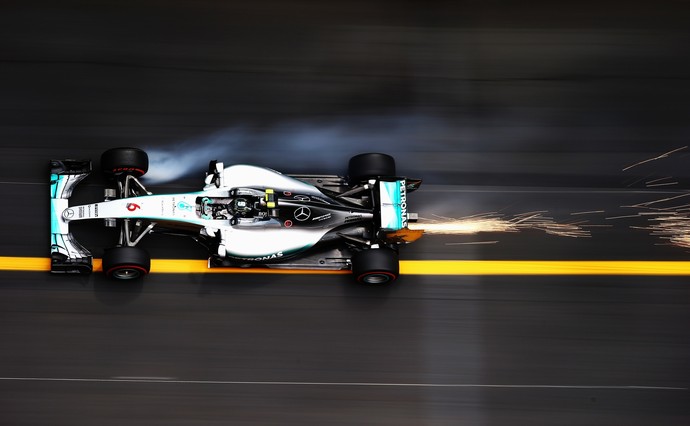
[1,0,689,186]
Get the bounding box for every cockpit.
[197,188,278,225]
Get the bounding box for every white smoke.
[143,127,249,184]
[142,115,448,184]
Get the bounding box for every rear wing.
[378,179,419,231]
[50,160,93,274]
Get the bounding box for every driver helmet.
[231,197,252,215]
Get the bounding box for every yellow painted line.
[2,257,690,276]
[0,257,51,271]
[399,260,690,276]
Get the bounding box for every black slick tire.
[351,247,399,285]
[101,147,149,178]
[348,153,396,184]
[102,246,151,280]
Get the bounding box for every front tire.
[351,247,399,285]
[101,147,149,178]
[102,247,151,280]
[348,153,396,184]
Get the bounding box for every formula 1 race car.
[50,148,422,284]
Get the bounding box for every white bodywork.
[54,164,358,259]
[206,164,325,197]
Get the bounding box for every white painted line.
[111,376,176,381]
[0,377,685,391]
[446,241,499,245]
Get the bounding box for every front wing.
[50,159,93,274]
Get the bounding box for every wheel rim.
[360,272,394,284]
[111,267,143,280]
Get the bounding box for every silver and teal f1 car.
[50,148,422,284]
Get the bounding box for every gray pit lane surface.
[2,1,690,424]
[0,272,689,425]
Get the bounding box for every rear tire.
[348,153,396,184]
[101,147,148,178]
[351,247,399,285]
[102,247,151,280]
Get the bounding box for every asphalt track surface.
[2,2,690,425]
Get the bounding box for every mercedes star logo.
[294,206,311,221]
